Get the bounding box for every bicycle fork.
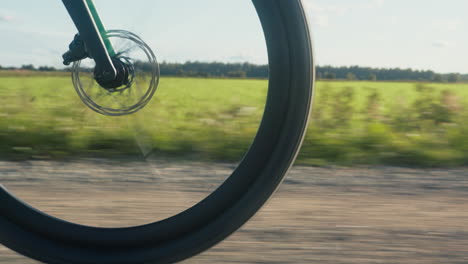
[62,0,126,87]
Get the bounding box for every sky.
[0,0,467,73]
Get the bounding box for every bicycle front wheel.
[0,0,314,263]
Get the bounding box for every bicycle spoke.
[132,74,144,99]
[116,42,138,57]
[131,116,154,159]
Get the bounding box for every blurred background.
[1,0,468,263]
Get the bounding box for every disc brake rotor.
[72,30,160,116]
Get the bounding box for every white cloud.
[439,19,461,32]
[307,3,349,16]
[304,1,347,28]
[0,14,14,22]
[224,52,267,64]
[432,40,455,48]
[304,0,385,27]
[367,0,385,8]
[312,15,330,27]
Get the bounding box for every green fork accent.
[85,0,116,57]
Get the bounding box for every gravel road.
[1,160,468,263]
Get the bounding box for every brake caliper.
[62,34,89,66]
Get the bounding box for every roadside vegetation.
[0,74,467,167]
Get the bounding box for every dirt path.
[1,160,468,263]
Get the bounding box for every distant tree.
[447,73,460,83]
[368,73,377,81]
[346,72,357,80]
[315,65,436,82]
[176,69,186,76]
[432,74,443,82]
[38,66,57,72]
[21,64,35,71]
[316,72,323,80]
[4,61,463,82]
[324,72,336,79]
[227,71,247,78]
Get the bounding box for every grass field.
[1,74,468,167]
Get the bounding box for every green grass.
[302,81,468,166]
[1,75,468,167]
[0,76,267,161]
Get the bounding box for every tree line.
[317,65,464,83]
[1,62,466,82]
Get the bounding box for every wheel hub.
[94,57,132,91]
[69,30,160,116]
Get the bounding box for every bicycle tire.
[0,0,315,263]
